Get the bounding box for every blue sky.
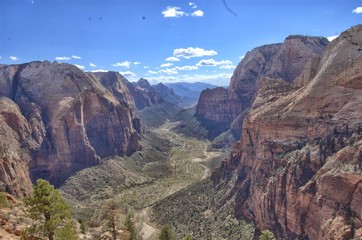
[1,0,361,85]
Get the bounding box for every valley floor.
[60,119,227,239]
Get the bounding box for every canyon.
[0,25,362,240]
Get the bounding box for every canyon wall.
[214,25,362,239]
[196,36,329,139]
[0,62,143,195]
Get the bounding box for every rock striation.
[0,61,142,195]
[196,36,329,139]
[213,25,362,239]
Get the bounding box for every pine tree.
[158,225,175,240]
[259,230,276,240]
[101,199,120,240]
[24,179,77,240]
[125,213,137,240]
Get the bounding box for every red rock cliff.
[214,25,362,239]
[0,61,142,194]
[196,36,329,139]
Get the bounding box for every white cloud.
[72,55,81,59]
[55,56,71,61]
[175,65,199,71]
[191,10,204,17]
[147,73,232,85]
[239,55,245,60]
[220,65,236,70]
[89,63,97,68]
[327,35,338,42]
[159,68,178,75]
[174,47,217,59]
[112,61,131,68]
[9,56,19,61]
[189,2,197,9]
[352,7,362,14]
[196,59,233,67]
[119,71,137,79]
[160,63,174,68]
[134,61,141,65]
[74,64,85,70]
[147,70,158,74]
[162,6,188,18]
[143,66,150,69]
[90,69,108,72]
[166,56,180,62]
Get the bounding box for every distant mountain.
[152,82,182,107]
[164,82,219,108]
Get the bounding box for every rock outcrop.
[196,36,329,139]
[132,78,163,110]
[152,82,182,106]
[213,25,362,239]
[91,73,163,111]
[0,61,142,194]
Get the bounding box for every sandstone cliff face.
[0,61,142,194]
[215,25,362,239]
[0,97,35,196]
[196,36,329,139]
[90,71,139,113]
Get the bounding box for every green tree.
[259,230,276,240]
[125,213,137,240]
[158,225,175,240]
[24,179,77,240]
[101,199,120,240]
[184,235,193,240]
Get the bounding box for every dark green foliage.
[158,225,176,240]
[101,199,120,240]
[153,180,254,239]
[259,230,276,240]
[24,179,77,240]
[125,213,137,240]
[184,235,193,240]
[78,218,87,234]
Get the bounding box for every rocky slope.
[132,78,163,110]
[152,82,182,107]
[91,72,163,111]
[195,35,329,139]
[0,61,142,195]
[213,25,362,239]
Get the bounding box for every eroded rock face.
[0,61,142,193]
[152,82,182,106]
[132,78,163,110]
[196,36,329,140]
[0,97,34,196]
[214,25,362,239]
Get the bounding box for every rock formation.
[196,36,329,139]
[213,25,362,239]
[91,72,163,111]
[0,61,142,195]
[152,82,182,106]
[132,78,163,109]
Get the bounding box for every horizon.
[1,0,361,86]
